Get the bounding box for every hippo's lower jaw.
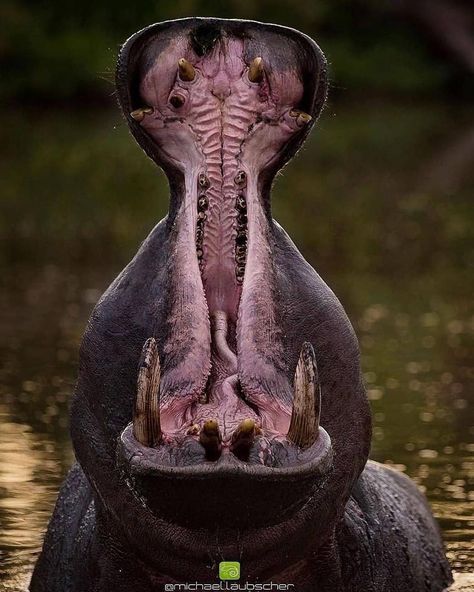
[118,423,332,529]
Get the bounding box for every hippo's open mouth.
[117,23,332,485]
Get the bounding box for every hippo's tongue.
[127,33,322,466]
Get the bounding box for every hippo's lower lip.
[119,423,332,474]
[118,423,332,529]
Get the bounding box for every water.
[0,99,472,590]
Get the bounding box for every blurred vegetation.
[1,0,473,102]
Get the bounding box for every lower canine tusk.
[133,337,162,447]
[287,342,321,449]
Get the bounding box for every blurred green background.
[0,2,473,591]
[1,0,473,102]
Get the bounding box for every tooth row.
[289,109,313,127]
[235,170,248,284]
[196,173,209,268]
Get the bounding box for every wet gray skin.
[30,18,452,592]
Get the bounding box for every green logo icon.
[219,561,240,580]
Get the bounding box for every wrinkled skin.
[30,18,452,592]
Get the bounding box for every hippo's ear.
[116,18,328,174]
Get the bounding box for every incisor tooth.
[133,337,161,447]
[199,419,222,461]
[287,342,321,449]
[231,418,258,461]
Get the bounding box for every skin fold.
[30,18,452,592]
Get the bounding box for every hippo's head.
[71,18,371,584]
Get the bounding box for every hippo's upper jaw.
[114,19,335,530]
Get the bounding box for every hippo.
[30,18,452,592]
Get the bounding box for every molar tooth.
[289,109,313,127]
[234,171,247,186]
[198,195,208,209]
[297,113,312,126]
[198,173,210,189]
[248,57,264,83]
[133,337,162,447]
[236,195,247,211]
[178,58,196,81]
[287,342,321,449]
[130,107,153,122]
[199,419,222,460]
[236,232,247,245]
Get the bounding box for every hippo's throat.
[119,33,332,491]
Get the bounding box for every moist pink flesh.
[138,36,305,442]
